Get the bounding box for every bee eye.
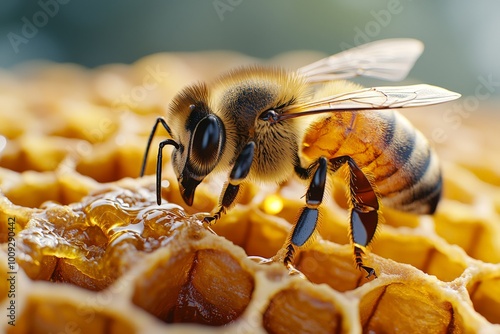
[259,109,280,123]
[190,115,224,173]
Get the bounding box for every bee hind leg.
[331,156,379,279]
[204,142,255,225]
[287,155,379,278]
[354,246,377,279]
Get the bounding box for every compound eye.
[190,115,224,173]
[259,109,280,123]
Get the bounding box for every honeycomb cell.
[442,165,479,205]
[13,185,195,288]
[0,136,76,173]
[370,232,468,282]
[9,294,137,334]
[382,207,421,228]
[461,163,500,187]
[468,273,500,324]
[359,281,465,333]
[434,205,500,264]
[75,142,123,183]
[53,101,119,143]
[263,283,353,334]
[214,208,289,259]
[132,247,254,326]
[295,245,367,292]
[1,171,60,208]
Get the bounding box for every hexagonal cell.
[0,168,95,208]
[16,204,112,287]
[295,245,369,292]
[214,208,289,259]
[132,248,254,326]
[0,171,61,208]
[48,99,119,144]
[0,136,77,173]
[359,281,467,333]
[370,232,467,282]
[468,274,500,324]
[75,142,126,183]
[459,163,500,188]
[441,164,481,205]
[381,207,421,229]
[434,205,500,264]
[8,294,137,334]
[13,185,173,286]
[263,284,354,334]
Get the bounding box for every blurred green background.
[1,1,499,97]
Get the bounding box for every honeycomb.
[1,51,500,334]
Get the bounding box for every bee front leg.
[285,157,328,269]
[204,142,255,224]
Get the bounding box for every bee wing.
[279,84,460,121]
[298,39,424,83]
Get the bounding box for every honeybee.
[140,39,460,278]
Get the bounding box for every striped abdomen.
[302,110,442,214]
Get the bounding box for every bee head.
[169,85,225,206]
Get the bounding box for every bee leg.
[139,117,179,205]
[330,156,379,279]
[204,142,255,225]
[284,157,328,268]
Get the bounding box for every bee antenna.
[154,138,179,205]
[140,117,177,178]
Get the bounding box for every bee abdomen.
[303,110,442,214]
[365,112,442,214]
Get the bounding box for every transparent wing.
[298,39,424,83]
[278,84,460,122]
